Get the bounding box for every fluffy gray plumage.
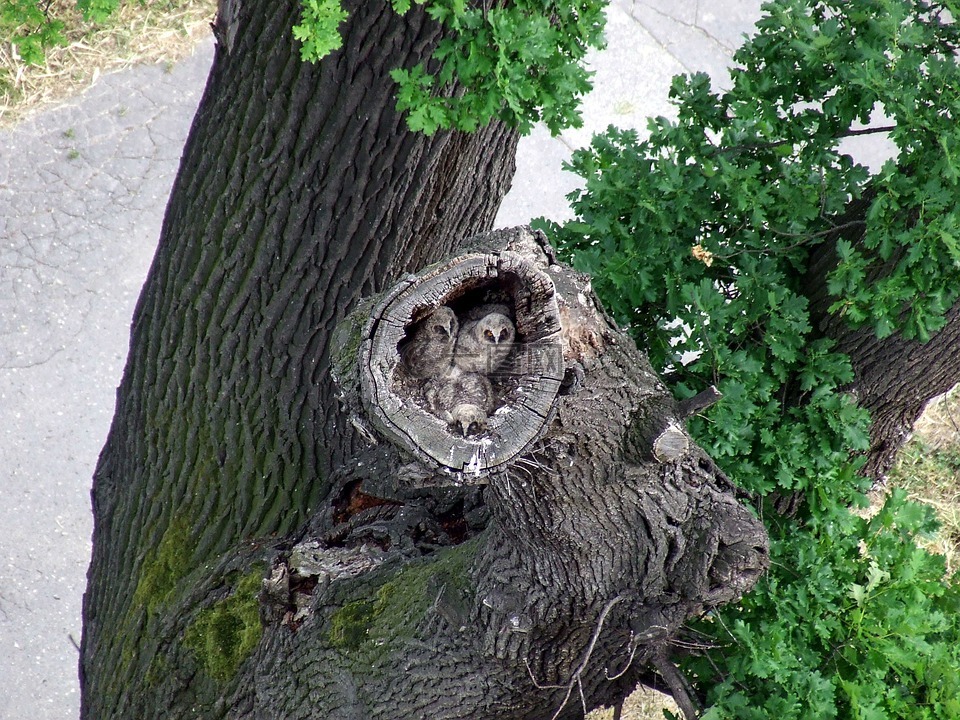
[453,312,515,374]
[463,303,512,322]
[401,306,458,379]
[424,367,495,436]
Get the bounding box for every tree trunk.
[81,1,518,715]
[805,198,960,480]
[81,4,767,719]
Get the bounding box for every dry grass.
[886,384,960,576]
[587,687,679,720]
[911,384,960,451]
[0,0,215,128]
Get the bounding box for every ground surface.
[0,3,774,717]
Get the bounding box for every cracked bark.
[80,2,767,718]
[237,228,767,720]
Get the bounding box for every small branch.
[711,219,868,261]
[652,649,701,720]
[843,124,898,139]
[716,124,896,157]
[678,386,722,419]
[605,632,638,681]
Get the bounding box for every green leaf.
[294,0,349,62]
[549,1,960,717]
[386,1,607,135]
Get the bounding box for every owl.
[424,367,495,436]
[463,303,512,322]
[453,312,516,375]
[400,306,458,379]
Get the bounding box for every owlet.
[424,367,495,436]
[453,312,515,375]
[400,306,458,379]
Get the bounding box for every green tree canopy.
[543,0,960,716]
[3,0,607,132]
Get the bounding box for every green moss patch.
[328,539,477,653]
[184,569,264,682]
[330,299,373,382]
[132,515,193,616]
[329,599,377,650]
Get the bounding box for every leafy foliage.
[688,488,960,720]
[389,0,606,134]
[6,0,606,136]
[1,0,70,63]
[292,0,348,61]
[543,0,960,715]
[75,0,119,23]
[296,0,607,135]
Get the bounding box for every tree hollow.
[358,249,564,480]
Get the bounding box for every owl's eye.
[483,329,495,341]
[499,329,509,341]
[433,326,448,336]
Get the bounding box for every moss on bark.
[132,516,193,617]
[184,568,265,681]
[328,538,478,654]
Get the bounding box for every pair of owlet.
[403,304,516,436]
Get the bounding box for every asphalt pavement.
[0,2,764,717]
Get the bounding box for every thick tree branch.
[804,195,960,479]
[716,124,896,158]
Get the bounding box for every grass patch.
[887,385,960,576]
[587,688,679,720]
[1,0,214,128]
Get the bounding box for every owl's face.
[428,307,458,340]
[478,313,514,345]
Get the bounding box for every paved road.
[0,2,763,717]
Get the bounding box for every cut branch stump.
[333,228,567,483]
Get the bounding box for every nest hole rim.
[362,252,564,474]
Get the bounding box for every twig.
[605,631,638,681]
[716,124,896,157]
[678,386,722,419]
[526,595,626,720]
[652,649,701,720]
[711,219,868,262]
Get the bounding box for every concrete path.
[0,2,763,717]
[0,45,215,719]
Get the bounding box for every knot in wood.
[359,250,563,481]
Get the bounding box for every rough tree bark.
[80,0,520,715]
[244,226,768,719]
[805,193,960,481]
[80,2,768,719]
